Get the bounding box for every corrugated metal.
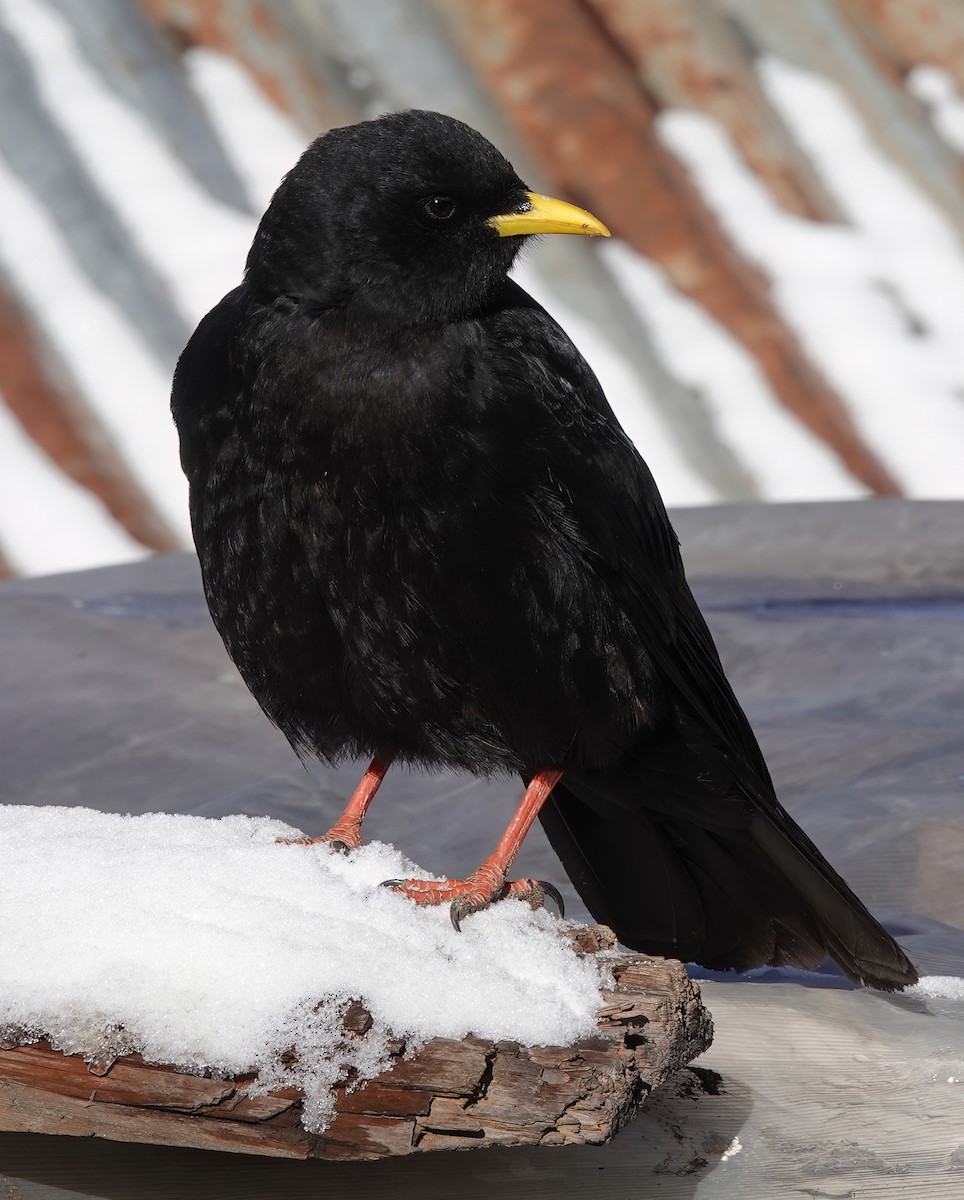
[844,0,964,90]
[0,275,180,554]
[3,0,964,572]
[436,0,900,493]
[140,0,358,133]
[715,0,964,245]
[588,0,846,221]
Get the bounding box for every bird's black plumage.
[172,110,916,990]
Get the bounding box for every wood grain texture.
[0,938,712,1161]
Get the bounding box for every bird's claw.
[450,878,564,929]
[380,874,565,930]
[540,880,566,920]
[276,825,362,852]
[450,892,491,932]
[499,878,565,920]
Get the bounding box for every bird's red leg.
[278,755,393,851]
[383,767,565,929]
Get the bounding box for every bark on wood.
[434,0,901,497]
[0,936,712,1161]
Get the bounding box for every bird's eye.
[423,195,457,221]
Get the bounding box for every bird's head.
[245,110,609,325]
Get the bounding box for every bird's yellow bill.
[488,192,611,239]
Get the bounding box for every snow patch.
[908,976,964,1002]
[0,0,255,322]
[907,66,964,157]
[0,155,191,544]
[721,1135,743,1161]
[601,241,866,502]
[0,805,606,1132]
[659,58,964,499]
[184,47,308,212]
[0,398,146,575]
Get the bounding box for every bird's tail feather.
[748,811,917,990]
[540,778,917,991]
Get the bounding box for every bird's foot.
[381,868,564,931]
[275,755,393,853]
[276,817,363,854]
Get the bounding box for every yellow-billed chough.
[172,110,916,990]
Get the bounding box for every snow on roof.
[0,805,606,1132]
[659,57,964,499]
[0,398,146,575]
[5,2,964,579]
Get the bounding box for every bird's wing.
[491,284,773,800]
[489,286,916,987]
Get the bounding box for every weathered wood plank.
[0,939,712,1160]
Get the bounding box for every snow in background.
[185,47,307,211]
[0,804,607,1132]
[600,242,867,502]
[0,152,191,549]
[1,0,964,575]
[0,396,146,574]
[908,65,964,157]
[658,59,964,500]
[0,0,254,321]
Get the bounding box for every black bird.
[172,110,916,990]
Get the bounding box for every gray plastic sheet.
[1,500,962,1196]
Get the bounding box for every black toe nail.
[541,881,565,919]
